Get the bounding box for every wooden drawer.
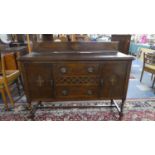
[53,63,99,76]
[55,86,99,99]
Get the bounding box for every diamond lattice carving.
[55,76,99,85]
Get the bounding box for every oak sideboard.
[19,50,134,119]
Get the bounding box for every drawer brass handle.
[60,67,67,73]
[87,67,94,73]
[87,90,93,95]
[62,89,68,96]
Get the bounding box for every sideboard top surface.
[18,51,134,62]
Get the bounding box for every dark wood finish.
[42,35,54,41]
[24,63,53,99]
[111,35,131,54]
[100,61,128,99]
[19,50,134,117]
[53,63,100,76]
[32,41,119,52]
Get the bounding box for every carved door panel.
[25,63,53,99]
[100,61,128,99]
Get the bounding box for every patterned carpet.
[0,98,155,121]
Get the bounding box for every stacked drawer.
[53,63,100,99]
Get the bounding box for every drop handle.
[100,79,104,87]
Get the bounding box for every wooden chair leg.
[3,82,15,107]
[151,74,154,80]
[152,76,155,88]
[0,88,8,110]
[140,69,144,82]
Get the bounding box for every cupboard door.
[100,61,128,99]
[24,63,53,99]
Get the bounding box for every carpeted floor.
[127,59,155,98]
[0,98,155,121]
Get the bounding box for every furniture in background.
[0,34,27,48]
[65,34,89,42]
[140,52,155,88]
[129,43,150,56]
[42,34,54,41]
[1,46,28,70]
[9,42,27,47]
[111,35,131,54]
[0,46,28,108]
[19,42,134,119]
[0,53,21,108]
[137,47,155,61]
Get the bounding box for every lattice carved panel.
[55,76,99,85]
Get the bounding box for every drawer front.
[24,63,53,99]
[53,63,99,76]
[55,75,100,86]
[55,86,99,99]
[100,61,128,98]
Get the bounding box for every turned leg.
[120,99,126,113]
[38,101,43,107]
[27,102,36,120]
[119,99,126,120]
[110,99,113,105]
[27,98,32,110]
